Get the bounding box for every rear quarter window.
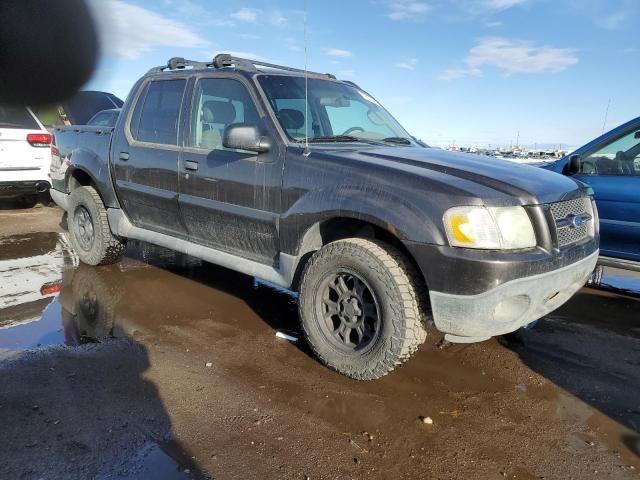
[0,106,39,129]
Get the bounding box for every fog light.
[493,295,530,324]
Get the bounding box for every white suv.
[0,106,52,206]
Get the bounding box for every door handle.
[119,152,130,161]
[184,160,199,171]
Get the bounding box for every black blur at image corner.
[0,0,98,106]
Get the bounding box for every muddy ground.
[0,204,639,480]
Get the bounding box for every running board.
[107,208,296,288]
[597,256,640,273]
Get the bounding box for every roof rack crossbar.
[147,54,337,80]
[147,57,213,74]
[213,54,336,79]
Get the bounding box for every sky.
[85,0,639,149]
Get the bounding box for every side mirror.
[565,154,581,175]
[223,123,271,153]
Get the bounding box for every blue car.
[544,117,640,271]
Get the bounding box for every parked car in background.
[50,54,599,379]
[0,105,53,206]
[87,108,120,128]
[33,91,123,128]
[543,117,640,271]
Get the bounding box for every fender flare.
[279,185,446,257]
[65,148,120,208]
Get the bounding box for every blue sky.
[86,0,639,149]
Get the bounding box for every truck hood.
[327,146,588,206]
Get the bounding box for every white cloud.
[481,0,527,9]
[231,7,258,23]
[396,58,419,70]
[163,0,234,26]
[236,33,260,40]
[269,11,289,27]
[568,0,638,30]
[596,10,626,29]
[439,68,482,81]
[440,37,578,80]
[485,21,503,27]
[326,48,354,58]
[450,0,527,15]
[88,0,208,59]
[230,7,293,27]
[387,1,430,21]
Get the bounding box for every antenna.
[303,0,310,155]
[601,98,611,134]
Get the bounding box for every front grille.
[549,197,594,248]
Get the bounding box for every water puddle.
[555,390,640,470]
[0,297,64,349]
[591,266,640,298]
[96,441,201,480]
[0,233,297,352]
[0,233,77,349]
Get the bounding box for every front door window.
[580,129,640,176]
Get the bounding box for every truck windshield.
[258,75,414,145]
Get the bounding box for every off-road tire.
[68,186,125,265]
[299,238,427,380]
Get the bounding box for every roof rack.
[212,54,336,79]
[146,57,213,74]
[147,54,336,79]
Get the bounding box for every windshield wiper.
[298,135,365,143]
[381,136,412,145]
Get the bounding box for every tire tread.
[299,238,427,380]
[68,186,125,265]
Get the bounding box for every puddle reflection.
[0,233,298,352]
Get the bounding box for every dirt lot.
[1,205,639,479]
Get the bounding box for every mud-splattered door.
[178,77,282,264]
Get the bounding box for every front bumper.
[428,250,598,342]
[406,238,599,343]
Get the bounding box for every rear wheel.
[299,238,427,380]
[68,186,125,265]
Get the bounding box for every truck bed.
[50,125,114,191]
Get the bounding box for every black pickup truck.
[50,55,599,379]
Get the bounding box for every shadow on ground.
[0,193,52,210]
[0,334,208,479]
[501,276,640,459]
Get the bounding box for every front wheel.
[298,238,427,380]
[68,186,126,265]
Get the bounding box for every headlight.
[443,206,536,250]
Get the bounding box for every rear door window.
[133,79,186,145]
[0,106,39,130]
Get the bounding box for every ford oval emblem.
[571,215,584,228]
